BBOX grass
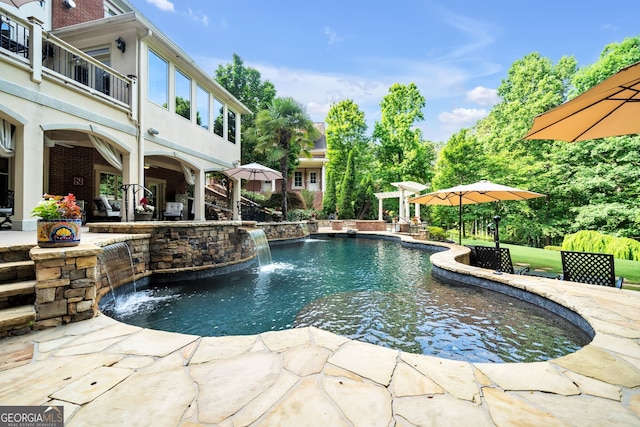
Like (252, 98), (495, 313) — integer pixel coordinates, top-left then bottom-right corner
(461, 238), (640, 286)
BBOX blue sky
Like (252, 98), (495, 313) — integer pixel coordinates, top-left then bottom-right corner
(129, 0), (639, 142)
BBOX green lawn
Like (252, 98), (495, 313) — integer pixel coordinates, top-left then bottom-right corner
(461, 238), (640, 286)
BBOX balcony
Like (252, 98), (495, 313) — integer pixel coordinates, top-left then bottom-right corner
(1, 10), (133, 107)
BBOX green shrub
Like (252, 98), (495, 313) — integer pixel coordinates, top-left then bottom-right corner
(288, 209), (320, 221)
(241, 190), (267, 205)
(428, 226), (448, 241)
(300, 189), (316, 209)
(265, 192), (304, 210)
(562, 230), (640, 261)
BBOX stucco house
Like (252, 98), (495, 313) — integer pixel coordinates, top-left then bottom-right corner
(0, 0), (249, 230)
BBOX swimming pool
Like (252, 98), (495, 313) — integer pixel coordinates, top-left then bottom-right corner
(99, 237), (590, 363)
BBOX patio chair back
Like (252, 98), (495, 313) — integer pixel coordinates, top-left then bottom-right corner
(560, 250), (622, 288)
(468, 245), (516, 274)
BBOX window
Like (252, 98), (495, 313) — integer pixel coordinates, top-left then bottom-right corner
(213, 97), (223, 137)
(85, 47), (110, 96)
(227, 109), (236, 143)
(294, 171), (303, 188)
(175, 68), (191, 120)
(309, 172), (317, 184)
(98, 171), (122, 200)
(196, 85), (209, 129)
(148, 50), (168, 108)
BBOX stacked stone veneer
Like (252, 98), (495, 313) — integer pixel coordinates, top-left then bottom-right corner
(27, 221), (311, 329)
(259, 222), (309, 241)
(30, 244), (101, 330)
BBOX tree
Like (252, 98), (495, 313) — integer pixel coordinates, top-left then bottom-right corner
(337, 150), (356, 218)
(322, 171), (338, 216)
(252, 97), (318, 218)
(373, 83), (435, 186)
(215, 54), (277, 164)
(325, 100), (369, 181)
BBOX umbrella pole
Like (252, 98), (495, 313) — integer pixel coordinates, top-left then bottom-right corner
(458, 195), (462, 245)
(493, 215), (502, 275)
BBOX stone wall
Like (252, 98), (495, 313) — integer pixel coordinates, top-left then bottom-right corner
(354, 220), (387, 231)
(30, 244), (101, 330)
(149, 224), (250, 271)
(259, 222), (309, 241)
(29, 221), (307, 328)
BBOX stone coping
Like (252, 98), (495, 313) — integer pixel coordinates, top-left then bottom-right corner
(1, 231), (640, 425)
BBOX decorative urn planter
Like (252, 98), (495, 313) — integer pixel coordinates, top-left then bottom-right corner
(37, 218), (82, 248)
(134, 212), (153, 221)
(32, 194), (83, 248)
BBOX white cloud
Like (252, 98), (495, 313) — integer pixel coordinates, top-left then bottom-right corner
(324, 27), (343, 45)
(185, 8), (209, 27)
(466, 86), (500, 106)
(146, 0), (174, 12)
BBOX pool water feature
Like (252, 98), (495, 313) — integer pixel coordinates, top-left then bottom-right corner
(246, 228), (272, 267)
(98, 242), (137, 311)
(100, 238), (590, 363)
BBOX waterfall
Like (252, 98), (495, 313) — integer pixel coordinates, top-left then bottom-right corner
(299, 222), (309, 237)
(247, 228), (272, 267)
(98, 242), (136, 309)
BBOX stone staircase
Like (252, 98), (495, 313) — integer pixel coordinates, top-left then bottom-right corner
(0, 245), (36, 337)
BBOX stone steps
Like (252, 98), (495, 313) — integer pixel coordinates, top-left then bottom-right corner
(0, 260), (36, 283)
(0, 260), (36, 336)
(0, 280), (35, 298)
(0, 305), (36, 335)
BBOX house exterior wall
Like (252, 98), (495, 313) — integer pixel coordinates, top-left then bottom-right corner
(1, 2), (248, 227)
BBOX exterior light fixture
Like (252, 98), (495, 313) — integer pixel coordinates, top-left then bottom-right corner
(62, 0), (76, 9)
(116, 37), (126, 53)
(147, 128), (159, 135)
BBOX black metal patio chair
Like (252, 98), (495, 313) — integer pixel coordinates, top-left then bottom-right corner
(467, 245), (529, 275)
(560, 250), (623, 288)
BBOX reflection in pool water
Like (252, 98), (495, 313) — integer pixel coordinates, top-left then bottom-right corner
(100, 237), (590, 363)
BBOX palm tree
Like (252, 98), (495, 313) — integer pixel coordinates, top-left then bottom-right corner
(253, 97), (318, 218)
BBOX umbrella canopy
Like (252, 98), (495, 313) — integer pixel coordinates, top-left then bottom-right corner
(223, 162), (283, 181)
(409, 180), (545, 244)
(0, 0), (41, 7)
(524, 61), (640, 142)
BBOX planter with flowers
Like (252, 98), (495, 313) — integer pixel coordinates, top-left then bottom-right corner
(31, 193), (82, 248)
(134, 197), (154, 221)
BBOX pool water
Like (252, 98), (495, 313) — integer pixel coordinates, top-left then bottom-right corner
(100, 237), (590, 363)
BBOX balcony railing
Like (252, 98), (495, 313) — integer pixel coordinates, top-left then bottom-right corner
(1, 10), (132, 106)
(42, 40), (130, 105)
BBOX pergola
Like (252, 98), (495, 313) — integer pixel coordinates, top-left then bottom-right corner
(374, 181), (428, 223)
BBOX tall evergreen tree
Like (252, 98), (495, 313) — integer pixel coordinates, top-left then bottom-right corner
(337, 150), (356, 218)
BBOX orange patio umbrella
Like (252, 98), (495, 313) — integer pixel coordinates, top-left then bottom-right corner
(409, 180), (545, 245)
(524, 61), (640, 142)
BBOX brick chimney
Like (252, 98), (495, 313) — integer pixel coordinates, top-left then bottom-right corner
(52, 0), (105, 30)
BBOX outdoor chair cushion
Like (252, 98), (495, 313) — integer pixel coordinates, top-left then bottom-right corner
(163, 202), (183, 220)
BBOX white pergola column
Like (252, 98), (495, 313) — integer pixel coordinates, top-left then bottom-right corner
(398, 189), (406, 223)
(378, 197), (383, 221)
